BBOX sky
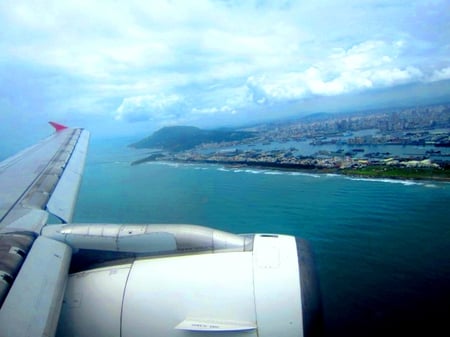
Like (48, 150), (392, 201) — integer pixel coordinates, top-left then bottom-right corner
(1, 0), (450, 149)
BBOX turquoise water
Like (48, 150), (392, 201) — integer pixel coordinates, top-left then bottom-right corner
(74, 137), (450, 337)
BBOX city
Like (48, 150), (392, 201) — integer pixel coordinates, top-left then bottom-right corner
(132, 103), (450, 181)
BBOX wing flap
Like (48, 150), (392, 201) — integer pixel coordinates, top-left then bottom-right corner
(0, 236), (72, 337)
(47, 130), (90, 223)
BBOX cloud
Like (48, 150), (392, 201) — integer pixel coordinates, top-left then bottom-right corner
(192, 105), (236, 115)
(246, 40), (425, 103)
(0, 0), (449, 135)
(115, 94), (184, 122)
(247, 65), (424, 103)
(429, 67), (450, 82)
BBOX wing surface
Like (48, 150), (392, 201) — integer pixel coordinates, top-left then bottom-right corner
(0, 124), (90, 232)
(0, 123), (90, 337)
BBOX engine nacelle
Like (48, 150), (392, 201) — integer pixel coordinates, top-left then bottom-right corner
(52, 227), (321, 337)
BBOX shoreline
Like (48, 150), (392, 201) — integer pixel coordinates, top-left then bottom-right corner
(132, 157), (450, 182)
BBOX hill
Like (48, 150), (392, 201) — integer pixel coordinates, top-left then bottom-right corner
(129, 126), (256, 152)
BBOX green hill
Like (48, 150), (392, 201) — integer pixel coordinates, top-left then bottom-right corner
(129, 126), (256, 152)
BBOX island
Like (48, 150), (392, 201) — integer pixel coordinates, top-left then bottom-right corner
(129, 104), (450, 182)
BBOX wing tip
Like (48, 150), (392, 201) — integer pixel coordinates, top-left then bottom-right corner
(49, 121), (69, 132)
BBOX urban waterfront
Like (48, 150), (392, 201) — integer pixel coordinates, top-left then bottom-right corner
(132, 105), (450, 181)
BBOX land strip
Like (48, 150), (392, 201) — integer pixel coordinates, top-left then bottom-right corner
(132, 151), (450, 182)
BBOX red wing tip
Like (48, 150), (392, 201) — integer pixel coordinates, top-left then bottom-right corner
(49, 121), (69, 132)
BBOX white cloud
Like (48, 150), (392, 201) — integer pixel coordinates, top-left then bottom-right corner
(192, 105), (236, 115)
(429, 67), (450, 82)
(247, 64), (425, 103)
(368, 67), (423, 86)
(115, 94), (184, 122)
(245, 39), (425, 103)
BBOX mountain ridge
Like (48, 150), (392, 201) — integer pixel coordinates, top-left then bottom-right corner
(129, 125), (256, 152)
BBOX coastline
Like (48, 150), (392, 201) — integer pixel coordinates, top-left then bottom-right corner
(128, 104), (450, 183)
(132, 157), (450, 182)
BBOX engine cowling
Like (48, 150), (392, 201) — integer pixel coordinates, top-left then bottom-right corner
(53, 228), (322, 337)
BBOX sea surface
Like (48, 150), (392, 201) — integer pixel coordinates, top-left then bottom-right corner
(73, 136), (450, 337)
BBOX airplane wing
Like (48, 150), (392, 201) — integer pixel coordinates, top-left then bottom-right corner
(0, 123), (322, 337)
(0, 122), (90, 337)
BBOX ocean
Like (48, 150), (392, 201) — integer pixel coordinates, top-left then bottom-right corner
(73, 136), (450, 337)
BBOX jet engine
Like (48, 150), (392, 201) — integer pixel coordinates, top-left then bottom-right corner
(42, 224), (322, 337)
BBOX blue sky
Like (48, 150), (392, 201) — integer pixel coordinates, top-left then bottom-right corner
(1, 0), (449, 148)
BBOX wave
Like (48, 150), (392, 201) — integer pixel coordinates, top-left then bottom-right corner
(263, 171), (283, 175)
(424, 183), (438, 188)
(216, 166), (322, 178)
(245, 169), (265, 174)
(143, 161), (189, 169)
(346, 176), (423, 186)
(288, 172), (321, 178)
(155, 162), (180, 168)
(217, 167), (262, 174)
